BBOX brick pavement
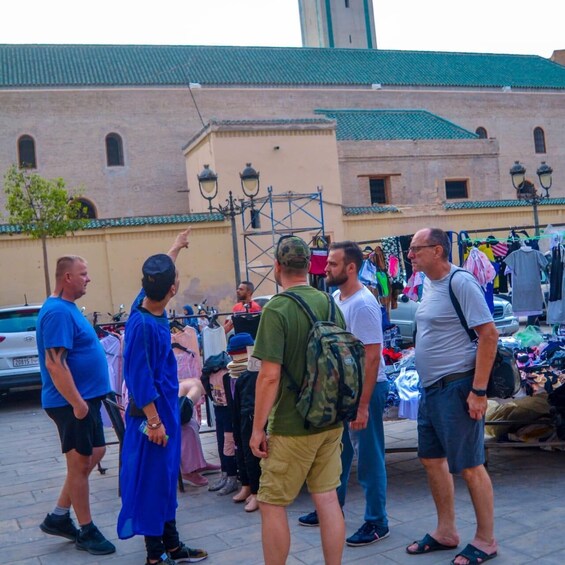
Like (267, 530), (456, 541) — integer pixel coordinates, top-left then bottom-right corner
(1, 389), (564, 565)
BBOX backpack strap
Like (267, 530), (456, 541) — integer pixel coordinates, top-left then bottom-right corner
(281, 291), (335, 324)
(448, 269), (478, 343)
(278, 291), (334, 399)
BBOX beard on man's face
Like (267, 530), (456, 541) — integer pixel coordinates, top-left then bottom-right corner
(326, 270), (348, 287)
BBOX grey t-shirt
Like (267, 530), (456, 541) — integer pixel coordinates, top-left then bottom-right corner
(415, 265), (494, 387)
(504, 248), (548, 315)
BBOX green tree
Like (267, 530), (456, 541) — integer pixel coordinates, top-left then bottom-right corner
(3, 165), (87, 297)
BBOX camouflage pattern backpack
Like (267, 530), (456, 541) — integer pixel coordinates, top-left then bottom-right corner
(282, 291), (365, 428)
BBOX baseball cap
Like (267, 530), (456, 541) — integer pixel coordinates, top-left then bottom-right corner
(142, 253), (176, 296)
(275, 235), (311, 269)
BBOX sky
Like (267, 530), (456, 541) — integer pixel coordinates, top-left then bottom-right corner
(0, 0), (562, 58)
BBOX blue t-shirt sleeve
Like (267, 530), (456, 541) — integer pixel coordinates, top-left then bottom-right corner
(41, 308), (74, 350)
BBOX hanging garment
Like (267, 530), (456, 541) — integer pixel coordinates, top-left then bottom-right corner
(398, 234), (414, 280)
(463, 247), (496, 288)
(202, 325), (227, 361)
(359, 259), (377, 288)
(504, 248), (548, 315)
(309, 249), (328, 275)
(549, 245), (563, 302)
(547, 246), (565, 324)
(394, 368), (420, 420)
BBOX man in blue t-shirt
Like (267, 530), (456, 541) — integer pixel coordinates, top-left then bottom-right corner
(36, 255), (115, 556)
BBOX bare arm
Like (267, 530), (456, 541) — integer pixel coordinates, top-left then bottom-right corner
(250, 360), (282, 458)
(467, 321), (498, 420)
(44, 347), (89, 419)
(167, 228), (190, 263)
(350, 342), (381, 431)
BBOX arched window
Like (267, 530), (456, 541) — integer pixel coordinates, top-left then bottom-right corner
(475, 127), (488, 139)
(18, 135), (36, 168)
(534, 127), (546, 154)
(74, 198), (97, 219)
(105, 133), (124, 167)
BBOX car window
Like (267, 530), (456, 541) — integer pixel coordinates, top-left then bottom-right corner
(0, 310), (40, 333)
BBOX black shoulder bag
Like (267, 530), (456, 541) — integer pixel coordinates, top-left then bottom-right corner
(448, 270), (520, 399)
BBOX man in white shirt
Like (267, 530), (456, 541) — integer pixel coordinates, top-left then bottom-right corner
(298, 240), (389, 547)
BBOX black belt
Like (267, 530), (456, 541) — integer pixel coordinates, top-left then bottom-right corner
(426, 368), (474, 390)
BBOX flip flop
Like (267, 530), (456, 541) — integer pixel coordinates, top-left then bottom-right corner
(451, 543), (497, 565)
(406, 533), (458, 555)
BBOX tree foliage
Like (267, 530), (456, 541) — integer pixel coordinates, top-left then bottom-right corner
(3, 165), (86, 238)
(3, 165), (87, 296)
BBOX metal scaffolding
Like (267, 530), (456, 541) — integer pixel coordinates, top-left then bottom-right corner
(240, 186), (326, 293)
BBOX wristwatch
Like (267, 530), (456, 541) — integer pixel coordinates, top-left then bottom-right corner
(471, 387), (487, 397)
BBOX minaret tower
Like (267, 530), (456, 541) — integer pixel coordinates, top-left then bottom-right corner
(298, 0), (376, 49)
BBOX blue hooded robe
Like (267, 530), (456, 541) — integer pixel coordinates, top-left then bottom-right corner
(117, 292), (181, 538)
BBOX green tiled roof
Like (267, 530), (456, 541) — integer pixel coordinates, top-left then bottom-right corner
(444, 198), (565, 210)
(0, 212), (224, 234)
(316, 109), (477, 140)
(1, 44), (565, 89)
(344, 205), (399, 215)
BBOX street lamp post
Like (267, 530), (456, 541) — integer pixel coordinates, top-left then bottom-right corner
(197, 163), (260, 286)
(509, 160), (554, 237)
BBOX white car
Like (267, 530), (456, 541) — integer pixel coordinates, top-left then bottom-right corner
(390, 295), (519, 345)
(0, 304), (42, 393)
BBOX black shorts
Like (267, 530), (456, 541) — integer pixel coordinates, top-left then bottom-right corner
(46, 396), (106, 456)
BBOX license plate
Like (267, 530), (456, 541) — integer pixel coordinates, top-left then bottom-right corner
(13, 356), (39, 367)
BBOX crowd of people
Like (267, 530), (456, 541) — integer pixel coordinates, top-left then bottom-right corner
(36, 227), (499, 565)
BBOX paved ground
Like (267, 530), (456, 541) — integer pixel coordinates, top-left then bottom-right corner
(1, 389), (565, 565)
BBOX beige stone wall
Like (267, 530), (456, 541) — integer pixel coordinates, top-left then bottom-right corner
(2, 86), (564, 220)
(338, 138), (501, 207)
(0, 223), (247, 318)
(184, 122), (345, 289)
(343, 205), (565, 242)
(3, 202), (563, 317)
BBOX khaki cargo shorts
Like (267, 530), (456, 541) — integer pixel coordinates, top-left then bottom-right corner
(257, 426), (343, 506)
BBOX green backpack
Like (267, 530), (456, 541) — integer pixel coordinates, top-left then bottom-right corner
(282, 291), (365, 428)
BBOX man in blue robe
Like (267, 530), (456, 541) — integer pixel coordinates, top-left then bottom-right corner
(117, 229), (208, 565)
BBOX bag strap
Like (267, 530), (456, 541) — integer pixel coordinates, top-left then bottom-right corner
(278, 291), (334, 398)
(448, 269), (478, 343)
(281, 291), (335, 324)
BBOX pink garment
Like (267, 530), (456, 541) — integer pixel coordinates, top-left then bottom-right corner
(210, 369), (229, 406)
(172, 326), (204, 420)
(463, 247), (496, 288)
(309, 250), (328, 275)
(388, 255), (400, 278)
(172, 327), (202, 377)
(180, 416), (207, 474)
(403, 272), (423, 302)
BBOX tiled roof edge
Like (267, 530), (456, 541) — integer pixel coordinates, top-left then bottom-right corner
(0, 212), (225, 234)
(444, 198), (565, 210)
(343, 205), (400, 215)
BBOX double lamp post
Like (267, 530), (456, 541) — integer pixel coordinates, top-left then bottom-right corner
(197, 163), (260, 286)
(509, 160), (554, 237)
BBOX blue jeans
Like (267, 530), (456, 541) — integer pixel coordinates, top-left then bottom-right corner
(337, 380), (389, 528)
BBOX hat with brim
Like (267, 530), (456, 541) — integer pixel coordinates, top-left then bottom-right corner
(275, 235), (310, 269)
